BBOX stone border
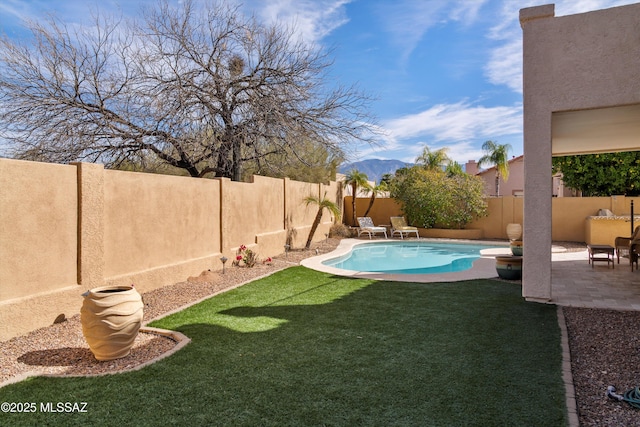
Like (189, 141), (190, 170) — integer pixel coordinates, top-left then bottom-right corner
(557, 306), (579, 427)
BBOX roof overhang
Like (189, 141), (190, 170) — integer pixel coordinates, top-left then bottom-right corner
(551, 104), (640, 156)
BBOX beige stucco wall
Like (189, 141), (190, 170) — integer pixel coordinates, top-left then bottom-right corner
(350, 194), (639, 244)
(0, 159), (78, 300)
(103, 169), (221, 293)
(585, 217), (637, 247)
(0, 160), (340, 341)
(0, 159), (80, 339)
(521, 3), (640, 301)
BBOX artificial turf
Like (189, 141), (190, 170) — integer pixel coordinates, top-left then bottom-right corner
(0, 267), (567, 426)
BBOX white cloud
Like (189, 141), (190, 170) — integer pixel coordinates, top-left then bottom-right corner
(373, 0), (488, 63)
(242, 0), (352, 45)
(384, 101), (522, 143)
(449, 0), (490, 24)
(485, 0), (640, 94)
(485, 38), (522, 93)
(362, 101), (522, 164)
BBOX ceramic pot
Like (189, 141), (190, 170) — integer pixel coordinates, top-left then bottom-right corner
(506, 223), (522, 241)
(510, 240), (523, 256)
(495, 255), (522, 280)
(81, 285), (144, 361)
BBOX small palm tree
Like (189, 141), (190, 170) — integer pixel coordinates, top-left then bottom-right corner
(416, 146), (450, 170)
(363, 181), (388, 218)
(478, 140), (512, 196)
(304, 193), (342, 249)
(343, 169), (371, 226)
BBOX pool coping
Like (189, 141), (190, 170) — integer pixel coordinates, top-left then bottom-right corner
(300, 238), (513, 283)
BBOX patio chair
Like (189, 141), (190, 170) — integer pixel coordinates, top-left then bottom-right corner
(390, 216), (419, 239)
(356, 217), (388, 239)
(615, 225), (640, 270)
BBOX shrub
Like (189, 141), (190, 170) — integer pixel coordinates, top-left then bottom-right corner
(389, 166), (487, 229)
(329, 223), (352, 238)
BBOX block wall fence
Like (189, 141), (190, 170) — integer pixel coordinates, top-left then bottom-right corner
(345, 194), (640, 243)
(0, 159), (339, 341)
(2, 157), (638, 340)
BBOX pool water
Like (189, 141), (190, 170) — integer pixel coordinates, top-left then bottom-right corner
(322, 242), (498, 274)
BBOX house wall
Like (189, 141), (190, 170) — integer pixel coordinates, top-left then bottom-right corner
(520, 3), (640, 301)
(0, 159), (339, 341)
(473, 157), (525, 197)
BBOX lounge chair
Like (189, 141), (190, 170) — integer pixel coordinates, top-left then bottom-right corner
(615, 225), (640, 270)
(356, 217), (388, 239)
(390, 216), (419, 239)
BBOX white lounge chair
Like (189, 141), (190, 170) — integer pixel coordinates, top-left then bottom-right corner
(357, 217), (388, 239)
(390, 216), (419, 239)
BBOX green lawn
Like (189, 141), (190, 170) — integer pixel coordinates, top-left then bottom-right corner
(0, 267), (567, 426)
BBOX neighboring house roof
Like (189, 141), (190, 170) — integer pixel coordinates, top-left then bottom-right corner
(465, 155), (524, 197)
(474, 155), (524, 176)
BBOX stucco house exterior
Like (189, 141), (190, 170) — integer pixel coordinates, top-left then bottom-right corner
(520, 3), (640, 301)
(466, 155), (524, 197)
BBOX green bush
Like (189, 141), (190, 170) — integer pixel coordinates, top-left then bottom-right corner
(389, 166), (487, 229)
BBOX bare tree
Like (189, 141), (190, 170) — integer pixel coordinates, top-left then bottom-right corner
(0, 0), (375, 180)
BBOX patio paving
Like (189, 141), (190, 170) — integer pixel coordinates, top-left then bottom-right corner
(551, 250), (640, 311)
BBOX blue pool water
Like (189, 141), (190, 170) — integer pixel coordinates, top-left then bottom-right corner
(322, 242), (499, 274)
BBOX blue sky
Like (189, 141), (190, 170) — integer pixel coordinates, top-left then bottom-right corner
(0, 0), (637, 165)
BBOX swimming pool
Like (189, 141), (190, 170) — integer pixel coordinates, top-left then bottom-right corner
(321, 241), (501, 274)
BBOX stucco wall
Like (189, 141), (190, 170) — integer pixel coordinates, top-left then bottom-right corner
(521, 3), (640, 301)
(0, 159), (78, 301)
(103, 169), (221, 292)
(0, 160), (339, 341)
(0, 159), (80, 340)
(349, 195), (637, 243)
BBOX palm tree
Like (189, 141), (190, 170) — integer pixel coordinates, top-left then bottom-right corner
(304, 193), (341, 249)
(343, 169), (371, 226)
(478, 140), (512, 196)
(416, 146), (450, 170)
(363, 181), (388, 218)
(445, 161), (465, 177)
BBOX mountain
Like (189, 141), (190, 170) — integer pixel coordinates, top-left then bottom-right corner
(339, 159), (412, 184)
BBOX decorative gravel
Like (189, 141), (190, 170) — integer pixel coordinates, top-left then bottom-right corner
(563, 307), (640, 426)
(1, 238), (638, 426)
(0, 239), (340, 387)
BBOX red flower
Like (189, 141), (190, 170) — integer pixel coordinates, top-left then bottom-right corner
(236, 255), (243, 261)
(240, 245), (247, 251)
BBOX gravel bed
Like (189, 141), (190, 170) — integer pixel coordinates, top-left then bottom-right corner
(1, 237), (638, 426)
(0, 239), (340, 387)
(563, 307), (640, 426)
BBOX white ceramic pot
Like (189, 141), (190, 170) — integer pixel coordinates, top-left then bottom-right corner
(506, 223), (522, 241)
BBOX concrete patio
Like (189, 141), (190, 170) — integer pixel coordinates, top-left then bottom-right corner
(551, 250), (640, 311)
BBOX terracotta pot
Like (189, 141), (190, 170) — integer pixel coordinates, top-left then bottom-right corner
(495, 255), (522, 280)
(506, 223), (522, 241)
(81, 285), (144, 361)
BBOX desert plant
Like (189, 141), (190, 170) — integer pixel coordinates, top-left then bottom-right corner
(329, 223), (351, 238)
(389, 166), (487, 229)
(342, 169), (371, 226)
(304, 193), (341, 249)
(362, 182), (387, 218)
(234, 245), (258, 267)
